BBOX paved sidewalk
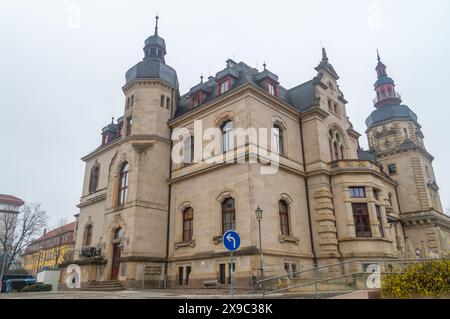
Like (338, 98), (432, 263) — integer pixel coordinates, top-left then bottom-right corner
(0, 289), (344, 299)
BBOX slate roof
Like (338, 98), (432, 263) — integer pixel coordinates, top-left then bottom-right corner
(125, 59), (178, 88)
(357, 149), (377, 162)
(365, 104), (418, 129)
(174, 61), (320, 118)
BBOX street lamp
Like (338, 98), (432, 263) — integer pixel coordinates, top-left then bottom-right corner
(255, 206), (264, 283)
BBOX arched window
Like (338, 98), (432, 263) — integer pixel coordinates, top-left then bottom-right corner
(88, 165), (100, 193)
(118, 162), (129, 206)
(222, 198), (236, 234)
(221, 120), (233, 152)
(279, 200), (290, 236)
(273, 124), (284, 155)
(329, 127), (347, 160)
(182, 207), (193, 241)
(84, 224), (93, 247)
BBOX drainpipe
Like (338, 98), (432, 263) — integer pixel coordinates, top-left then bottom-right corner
(299, 118), (318, 267)
(163, 88), (175, 288)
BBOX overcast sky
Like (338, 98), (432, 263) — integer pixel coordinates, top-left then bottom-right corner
(1, 0), (449, 227)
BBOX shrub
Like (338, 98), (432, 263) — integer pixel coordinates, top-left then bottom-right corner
(20, 283), (53, 292)
(381, 260), (450, 298)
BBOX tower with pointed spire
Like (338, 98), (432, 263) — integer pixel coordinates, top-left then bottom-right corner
(365, 53), (445, 254)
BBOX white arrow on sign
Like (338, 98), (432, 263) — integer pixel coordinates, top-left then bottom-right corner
(226, 234), (236, 249)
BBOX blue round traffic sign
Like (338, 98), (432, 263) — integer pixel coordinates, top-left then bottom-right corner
(223, 230), (241, 251)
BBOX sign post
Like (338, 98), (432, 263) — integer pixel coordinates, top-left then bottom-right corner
(223, 230), (241, 299)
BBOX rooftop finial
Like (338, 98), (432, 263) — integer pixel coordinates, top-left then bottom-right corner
(200, 74), (203, 83)
(111, 116), (114, 124)
(263, 61), (266, 70)
(322, 47), (328, 62)
(377, 49), (381, 62)
(154, 14), (159, 35)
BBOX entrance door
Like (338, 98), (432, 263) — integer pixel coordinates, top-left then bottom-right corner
(111, 243), (121, 280)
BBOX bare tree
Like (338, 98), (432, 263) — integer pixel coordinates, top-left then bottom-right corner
(0, 203), (48, 272)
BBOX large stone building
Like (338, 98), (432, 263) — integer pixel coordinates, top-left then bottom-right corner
(61, 17), (450, 289)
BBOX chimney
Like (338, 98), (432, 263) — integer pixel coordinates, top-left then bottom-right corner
(43, 228), (47, 236)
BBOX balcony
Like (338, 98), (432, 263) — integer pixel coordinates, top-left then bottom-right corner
(330, 160), (382, 174)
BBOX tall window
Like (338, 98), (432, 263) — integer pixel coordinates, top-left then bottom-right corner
(182, 207), (193, 242)
(329, 128), (346, 160)
(375, 205), (384, 237)
(221, 120), (234, 152)
(84, 224), (93, 246)
(222, 198), (236, 234)
(279, 200), (290, 236)
(118, 162), (129, 206)
(273, 124), (284, 155)
(89, 165), (100, 193)
(352, 203), (372, 237)
(126, 117), (132, 136)
(160, 94), (165, 107)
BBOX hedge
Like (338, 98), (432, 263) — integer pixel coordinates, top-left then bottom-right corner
(381, 260), (450, 298)
(20, 283), (53, 292)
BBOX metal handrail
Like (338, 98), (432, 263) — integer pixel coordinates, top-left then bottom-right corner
(259, 257), (450, 296)
(259, 257), (447, 284)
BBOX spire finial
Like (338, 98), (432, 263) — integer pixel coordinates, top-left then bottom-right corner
(111, 116), (114, 124)
(154, 14), (159, 35)
(263, 61), (266, 70)
(200, 74), (203, 83)
(377, 49), (381, 62)
(322, 47), (328, 62)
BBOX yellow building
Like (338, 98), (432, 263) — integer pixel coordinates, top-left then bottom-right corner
(22, 222), (76, 276)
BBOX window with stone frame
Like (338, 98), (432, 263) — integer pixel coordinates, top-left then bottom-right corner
(221, 197), (236, 234)
(182, 207), (193, 242)
(88, 164), (100, 194)
(279, 200), (290, 236)
(83, 224), (93, 246)
(352, 203), (372, 238)
(349, 186), (366, 198)
(118, 162), (129, 206)
(221, 120), (234, 153)
(273, 124), (285, 155)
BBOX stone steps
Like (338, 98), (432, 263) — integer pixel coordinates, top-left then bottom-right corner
(83, 280), (125, 291)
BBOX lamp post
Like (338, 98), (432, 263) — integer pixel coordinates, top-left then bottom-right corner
(255, 206), (264, 282)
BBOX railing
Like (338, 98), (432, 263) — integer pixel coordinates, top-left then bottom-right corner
(259, 258), (449, 297)
(373, 92), (401, 105)
(62, 247), (102, 263)
(330, 160), (381, 173)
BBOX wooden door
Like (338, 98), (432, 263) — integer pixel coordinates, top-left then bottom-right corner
(110, 243), (121, 280)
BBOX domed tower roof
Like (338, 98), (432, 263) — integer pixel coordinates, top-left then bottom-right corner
(365, 51), (417, 129)
(125, 15), (178, 88)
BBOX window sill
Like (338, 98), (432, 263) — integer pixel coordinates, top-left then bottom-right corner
(212, 236), (223, 244)
(174, 240), (195, 249)
(279, 235), (299, 244)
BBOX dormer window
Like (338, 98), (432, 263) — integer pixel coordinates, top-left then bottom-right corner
(191, 93), (202, 108)
(220, 80), (230, 94)
(268, 83), (275, 96)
